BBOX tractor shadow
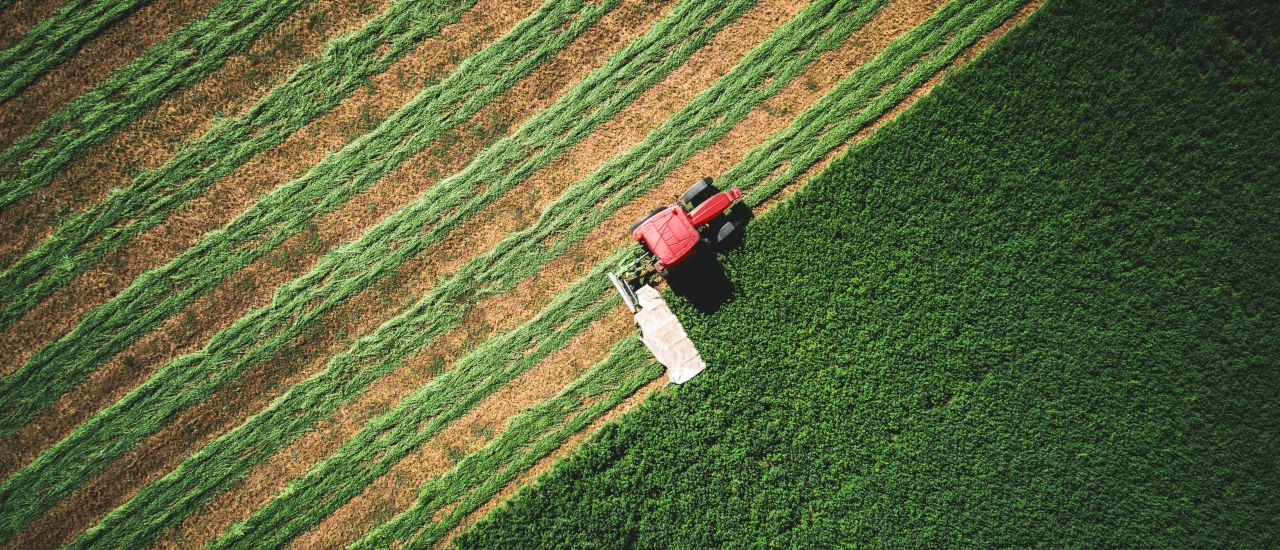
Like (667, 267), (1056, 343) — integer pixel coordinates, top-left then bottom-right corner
(665, 206), (754, 315)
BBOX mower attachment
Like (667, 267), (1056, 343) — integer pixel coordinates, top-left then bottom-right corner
(609, 272), (640, 313)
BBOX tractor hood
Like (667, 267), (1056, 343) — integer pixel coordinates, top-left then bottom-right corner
(633, 206), (699, 268)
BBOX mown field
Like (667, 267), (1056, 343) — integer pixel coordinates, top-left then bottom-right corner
(456, 0), (1280, 547)
(0, 0), (1049, 547)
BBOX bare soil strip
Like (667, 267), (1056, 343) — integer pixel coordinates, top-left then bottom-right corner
(0, 0), (390, 272)
(437, 374), (666, 548)
(3, 1), (662, 546)
(151, 0), (798, 546)
(292, 307), (634, 550)
(148, 2), (687, 546)
(0, 0), (221, 151)
(0, 0), (537, 481)
(0, 0), (64, 51)
(441, 2), (1046, 541)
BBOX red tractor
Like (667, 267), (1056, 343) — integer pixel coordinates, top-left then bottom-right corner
(610, 176), (745, 311)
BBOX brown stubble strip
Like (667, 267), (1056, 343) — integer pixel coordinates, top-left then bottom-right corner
(443, 2), (1049, 541)
(0, 0), (539, 480)
(290, 306), (635, 550)
(0, 0), (529, 379)
(0, 0), (222, 151)
(437, 373), (666, 549)
(0, 0), (392, 273)
(0, 0), (64, 51)
(150, 1), (683, 546)
(152, 0), (800, 546)
(3, 0), (665, 545)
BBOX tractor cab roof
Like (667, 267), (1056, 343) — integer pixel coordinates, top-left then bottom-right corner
(632, 205), (698, 268)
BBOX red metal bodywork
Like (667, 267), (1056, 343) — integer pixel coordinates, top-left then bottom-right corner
(631, 188), (742, 272)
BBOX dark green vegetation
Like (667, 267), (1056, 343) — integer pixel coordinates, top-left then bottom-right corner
(457, 0), (1280, 547)
(0, 0), (151, 102)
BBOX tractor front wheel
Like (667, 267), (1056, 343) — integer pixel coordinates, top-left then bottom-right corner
(681, 176), (717, 208)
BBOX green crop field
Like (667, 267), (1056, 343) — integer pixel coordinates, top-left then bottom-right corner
(0, 0), (1274, 548)
(455, 0), (1280, 547)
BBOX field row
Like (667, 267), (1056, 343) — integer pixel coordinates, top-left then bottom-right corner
(0, 0), (1037, 546)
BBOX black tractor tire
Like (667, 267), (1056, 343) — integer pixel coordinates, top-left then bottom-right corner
(629, 207), (667, 234)
(681, 176), (716, 208)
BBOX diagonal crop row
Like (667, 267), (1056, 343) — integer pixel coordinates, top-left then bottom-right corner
(0, 0), (482, 333)
(52, 0), (756, 544)
(0, 0), (152, 103)
(349, 1), (1035, 544)
(0, 0), (745, 471)
(203, 260), (627, 550)
(129, 0), (892, 544)
(69, 255), (626, 549)
(0, 0), (620, 542)
(0, 0), (612, 441)
(8, 0), (868, 541)
(737, 0), (1031, 206)
(351, 335), (660, 550)
(0, 0), (315, 210)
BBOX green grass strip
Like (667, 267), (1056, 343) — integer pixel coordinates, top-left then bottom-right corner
(0, 0), (615, 543)
(205, 260), (626, 550)
(0, 0), (479, 332)
(737, 0), (1030, 205)
(10, 0), (858, 541)
(352, 335), (660, 550)
(70, 255), (624, 549)
(354, 2), (1033, 545)
(0, 0), (743, 471)
(0, 0), (314, 210)
(61, 0), (753, 544)
(0, 0), (611, 440)
(0, 0), (153, 103)
(189, 0), (888, 543)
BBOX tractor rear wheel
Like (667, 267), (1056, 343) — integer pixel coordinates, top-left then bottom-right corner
(681, 177), (716, 208)
(629, 207), (667, 234)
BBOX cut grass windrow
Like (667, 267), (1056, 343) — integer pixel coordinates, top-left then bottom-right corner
(351, 336), (660, 550)
(0, 0), (481, 334)
(347, 0), (1033, 544)
(69, 259), (621, 550)
(201, 260), (625, 550)
(0, 0), (152, 103)
(0, 0), (740, 472)
(0, 0), (609, 440)
(736, 0), (1031, 206)
(57, 0), (754, 543)
(0, 0), (312, 211)
(115, 0), (890, 543)
(0, 0), (618, 542)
